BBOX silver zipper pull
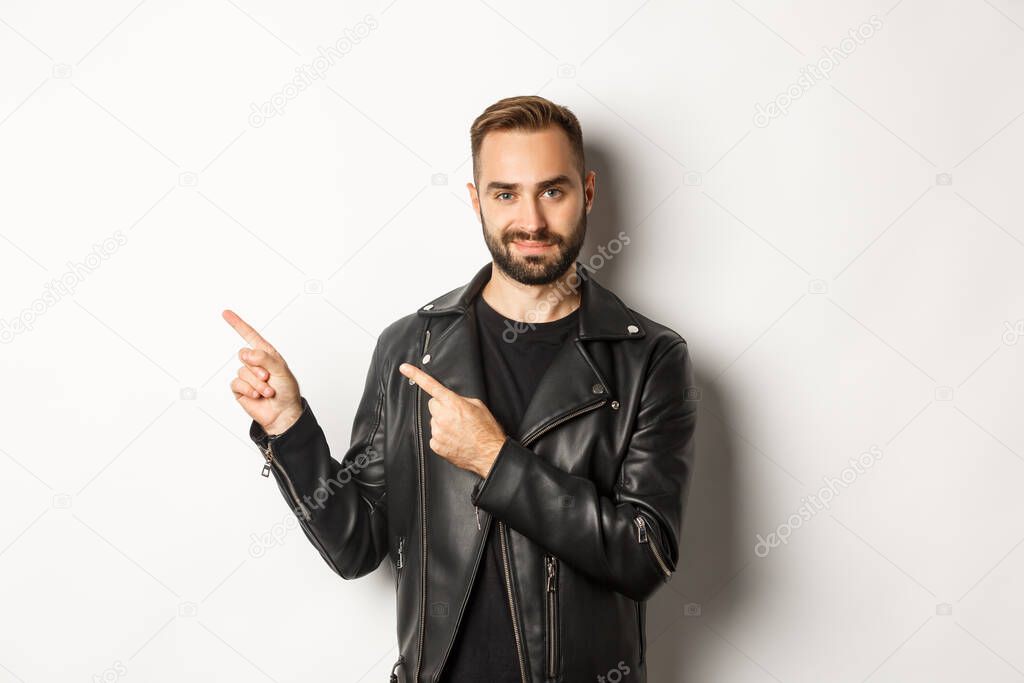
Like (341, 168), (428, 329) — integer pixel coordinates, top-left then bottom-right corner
(635, 515), (648, 543)
(475, 504), (481, 530)
(546, 555), (557, 591)
(390, 654), (405, 683)
(261, 443), (273, 477)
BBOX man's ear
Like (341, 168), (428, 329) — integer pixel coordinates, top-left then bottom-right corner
(466, 182), (481, 217)
(584, 170), (596, 214)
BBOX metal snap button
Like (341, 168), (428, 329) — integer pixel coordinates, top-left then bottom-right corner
(591, 383), (604, 394)
(610, 400), (620, 410)
(422, 354), (431, 364)
(626, 324), (639, 334)
(423, 303), (434, 310)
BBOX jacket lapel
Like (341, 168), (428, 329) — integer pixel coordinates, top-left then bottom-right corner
(412, 261), (491, 407)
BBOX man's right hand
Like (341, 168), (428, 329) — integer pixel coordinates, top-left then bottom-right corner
(222, 309), (303, 436)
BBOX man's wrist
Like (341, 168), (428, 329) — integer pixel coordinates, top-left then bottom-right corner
(477, 436), (508, 479)
(263, 403), (303, 437)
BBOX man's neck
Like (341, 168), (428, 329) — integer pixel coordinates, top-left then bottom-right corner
(479, 261), (581, 324)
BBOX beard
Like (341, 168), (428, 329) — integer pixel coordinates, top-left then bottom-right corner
(481, 206), (587, 286)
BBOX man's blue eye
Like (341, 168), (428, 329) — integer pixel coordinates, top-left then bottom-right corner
(496, 189), (561, 200)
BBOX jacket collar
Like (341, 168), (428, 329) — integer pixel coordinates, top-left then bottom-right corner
(416, 259), (646, 341)
(412, 259), (645, 445)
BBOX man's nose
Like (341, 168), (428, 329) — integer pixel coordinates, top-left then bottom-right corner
(517, 197), (546, 232)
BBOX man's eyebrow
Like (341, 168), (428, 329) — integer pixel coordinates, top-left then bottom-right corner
(485, 174), (573, 192)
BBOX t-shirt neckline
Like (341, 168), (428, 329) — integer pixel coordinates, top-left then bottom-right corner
(475, 294), (579, 329)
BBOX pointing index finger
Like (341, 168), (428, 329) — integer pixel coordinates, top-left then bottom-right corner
(399, 363), (452, 400)
(222, 309), (275, 353)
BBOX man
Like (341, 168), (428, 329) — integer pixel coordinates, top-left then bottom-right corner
(224, 95), (698, 682)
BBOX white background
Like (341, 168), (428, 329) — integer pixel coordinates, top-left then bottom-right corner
(1, 1), (1023, 681)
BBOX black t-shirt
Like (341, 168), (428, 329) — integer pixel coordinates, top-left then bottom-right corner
(437, 293), (579, 682)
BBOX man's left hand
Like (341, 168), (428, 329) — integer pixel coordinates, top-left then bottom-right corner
(398, 362), (507, 478)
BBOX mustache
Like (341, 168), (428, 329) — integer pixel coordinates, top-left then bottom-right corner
(504, 232), (561, 245)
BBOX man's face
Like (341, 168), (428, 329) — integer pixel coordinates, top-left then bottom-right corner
(469, 126), (595, 286)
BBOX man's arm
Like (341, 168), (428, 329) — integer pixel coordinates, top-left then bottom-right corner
(250, 339), (389, 580)
(470, 339), (697, 602)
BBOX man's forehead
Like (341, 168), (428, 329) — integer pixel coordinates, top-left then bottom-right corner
(478, 131), (575, 178)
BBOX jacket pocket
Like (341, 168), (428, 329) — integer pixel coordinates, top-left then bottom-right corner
(634, 512), (672, 580)
(545, 553), (560, 679)
(636, 600), (646, 665)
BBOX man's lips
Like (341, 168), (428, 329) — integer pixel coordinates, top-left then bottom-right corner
(511, 240), (554, 253)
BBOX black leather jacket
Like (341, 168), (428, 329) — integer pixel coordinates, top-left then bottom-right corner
(248, 260), (698, 682)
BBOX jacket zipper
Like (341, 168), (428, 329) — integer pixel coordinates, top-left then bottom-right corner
(395, 534), (405, 593)
(259, 439), (350, 578)
(499, 520), (530, 683)
(634, 513), (671, 579)
(521, 397), (608, 448)
(545, 553), (559, 679)
(260, 440), (311, 522)
(414, 326), (430, 683)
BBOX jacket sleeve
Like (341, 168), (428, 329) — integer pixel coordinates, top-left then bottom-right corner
(249, 339), (389, 580)
(470, 338), (697, 602)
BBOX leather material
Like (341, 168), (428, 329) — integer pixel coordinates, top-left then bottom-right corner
(249, 259), (698, 682)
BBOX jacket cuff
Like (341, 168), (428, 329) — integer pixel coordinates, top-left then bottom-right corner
(249, 396), (313, 451)
(471, 436), (527, 508)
